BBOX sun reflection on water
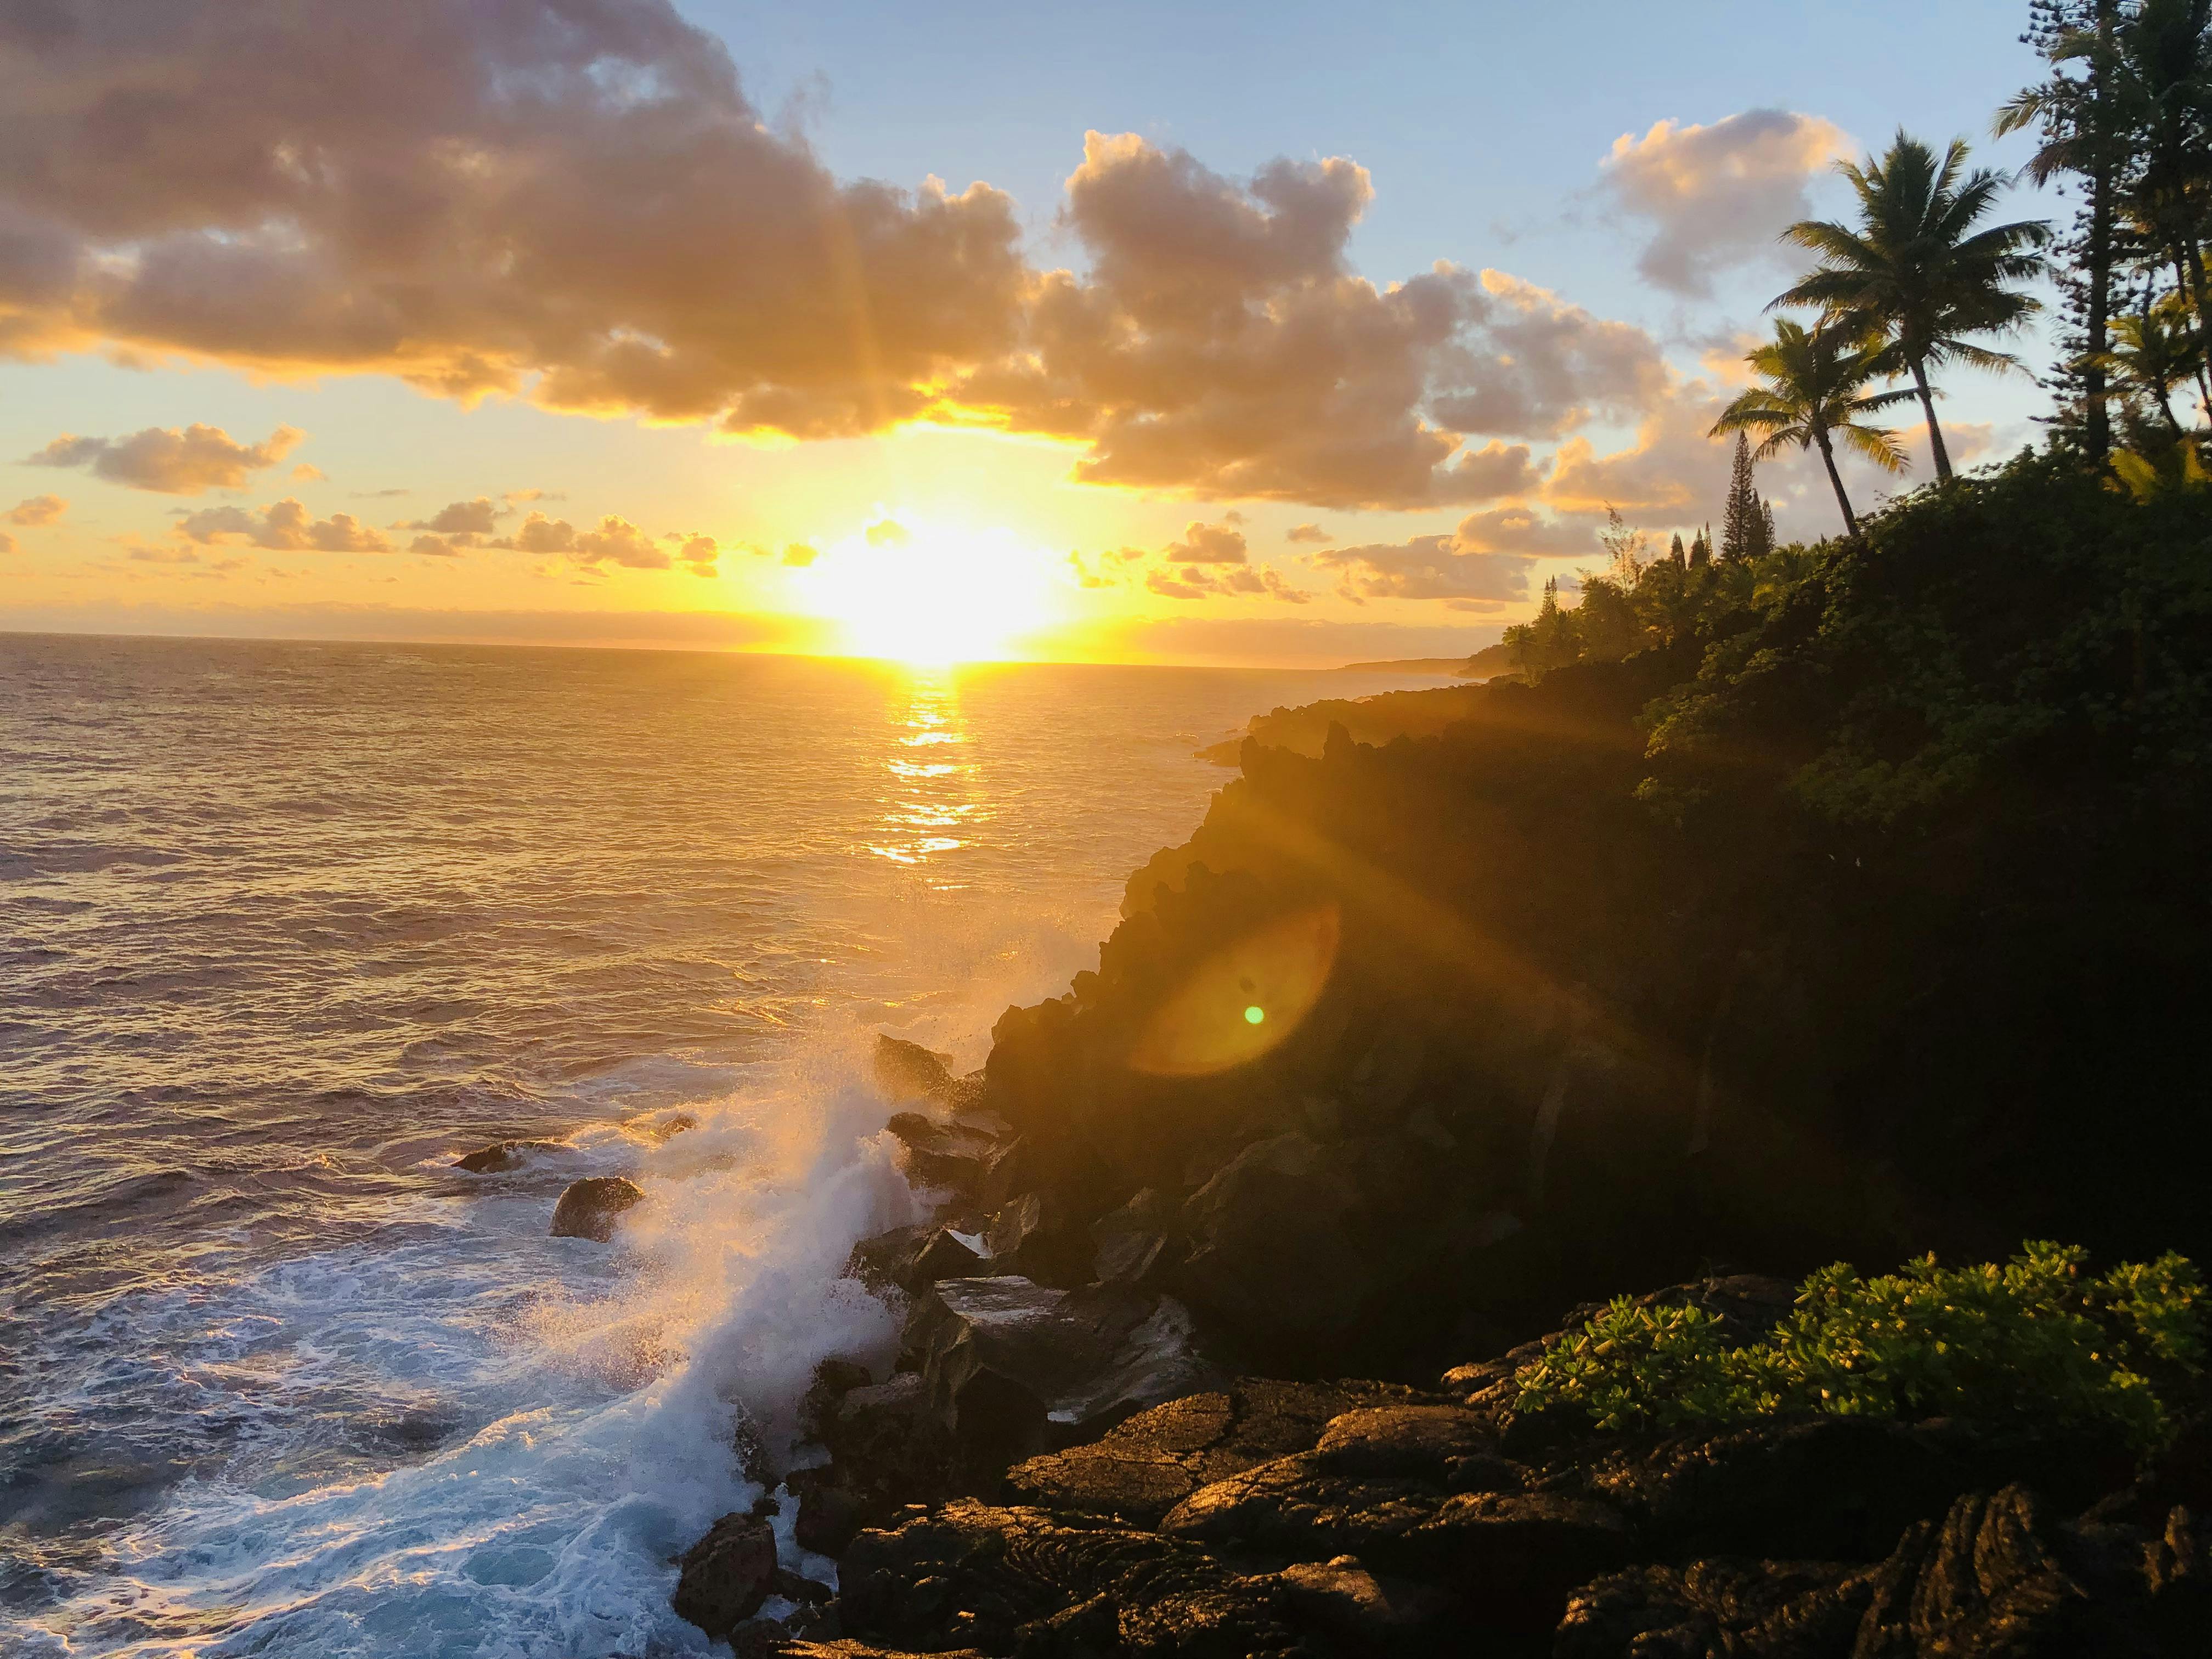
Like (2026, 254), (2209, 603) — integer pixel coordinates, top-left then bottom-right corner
(868, 669), (986, 882)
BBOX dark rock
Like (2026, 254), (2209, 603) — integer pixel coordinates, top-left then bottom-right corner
(844, 1223), (985, 1293)
(772, 1566), (836, 1606)
(874, 1034), (956, 1102)
(1090, 1187), (1183, 1287)
(1568, 1415), (2090, 1564)
(1311, 1404), (1499, 1480)
(724, 1616), (793, 1659)
(839, 1498), (1307, 1657)
(884, 1113), (1002, 1195)
(816, 1372), (957, 1518)
(1005, 1378), (1427, 1527)
(1175, 1132), (1369, 1347)
(672, 1511), (777, 1638)
(800, 1358), (874, 1442)
(789, 1470), (870, 1558)
(783, 1643), (984, 1659)
(454, 1138), (567, 1173)
(903, 1277), (1221, 1485)
(979, 1191), (1087, 1283)
(548, 1175), (646, 1240)
(1554, 1558), (1878, 1658)
(1279, 1555), (1456, 1652)
(648, 1112), (698, 1143)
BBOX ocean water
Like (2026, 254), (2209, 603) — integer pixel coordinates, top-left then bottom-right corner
(0, 633), (1450, 1658)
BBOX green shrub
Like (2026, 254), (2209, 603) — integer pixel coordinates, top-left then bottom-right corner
(1512, 1243), (2204, 1455)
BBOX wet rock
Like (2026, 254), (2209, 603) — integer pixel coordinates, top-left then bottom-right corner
(884, 1113), (1002, 1195)
(1004, 1379), (1430, 1527)
(800, 1358), (875, 1442)
(1554, 1557), (1878, 1658)
(816, 1372), (958, 1518)
(1280, 1555), (1456, 1652)
(671, 1511), (777, 1639)
(844, 1223), (985, 1293)
(904, 1277), (1221, 1485)
(788, 1469), (870, 1558)
(647, 1112), (697, 1143)
(839, 1498), (1306, 1657)
(548, 1175), (646, 1240)
(454, 1138), (567, 1172)
(1176, 1131), (1369, 1346)
(772, 1566), (836, 1606)
(874, 1034), (956, 1102)
(979, 1192), (1087, 1284)
(1090, 1187), (1183, 1287)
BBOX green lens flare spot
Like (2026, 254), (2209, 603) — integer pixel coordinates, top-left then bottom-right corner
(1243, 1005), (1265, 1025)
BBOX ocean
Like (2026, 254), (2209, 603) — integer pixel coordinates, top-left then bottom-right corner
(0, 633), (1449, 1658)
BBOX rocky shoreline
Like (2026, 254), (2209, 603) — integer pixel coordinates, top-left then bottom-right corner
(629, 1037), (2206, 1657)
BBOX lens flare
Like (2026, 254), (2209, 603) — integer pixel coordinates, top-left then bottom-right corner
(1129, 903), (1340, 1076)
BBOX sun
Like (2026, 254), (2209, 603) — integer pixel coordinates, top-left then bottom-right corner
(790, 517), (1064, 664)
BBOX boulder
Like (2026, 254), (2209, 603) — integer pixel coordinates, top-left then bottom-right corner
(838, 1498), (1307, 1657)
(902, 1277), (1221, 1484)
(670, 1511), (777, 1639)
(788, 1469), (870, 1558)
(454, 1138), (567, 1172)
(548, 1175), (646, 1240)
(1554, 1558), (1878, 1658)
(1090, 1187), (1183, 1287)
(884, 1113), (1002, 1195)
(844, 1223), (985, 1293)
(1004, 1379), (1431, 1527)
(800, 1357), (874, 1441)
(1176, 1132), (1369, 1347)
(1279, 1555), (1457, 1653)
(816, 1372), (958, 1516)
(873, 1034), (955, 1102)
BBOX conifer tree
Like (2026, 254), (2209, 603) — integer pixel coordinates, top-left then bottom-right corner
(1689, 525), (1713, 567)
(1669, 532), (1688, 567)
(1720, 432), (1767, 562)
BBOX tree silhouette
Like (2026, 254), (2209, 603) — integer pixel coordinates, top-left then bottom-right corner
(1711, 319), (1914, 536)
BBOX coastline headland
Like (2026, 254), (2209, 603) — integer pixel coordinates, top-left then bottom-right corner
(639, 455), (2211, 1656)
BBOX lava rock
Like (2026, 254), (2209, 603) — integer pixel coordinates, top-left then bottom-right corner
(1176, 1132), (1370, 1346)
(874, 1035), (956, 1102)
(1004, 1378), (1427, 1527)
(548, 1175), (646, 1240)
(884, 1113), (1002, 1195)
(671, 1511), (777, 1639)
(454, 1138), (567, 1172)
(845, 1223), (985, 1293)
(839, 1498), (1307, 1657)
(1090, 1187), (1183, 1287)
(903, 1277), (1221, 1485)
(1554, 1557), (1879, 1658)
(1280, 1555), (1457, 1653)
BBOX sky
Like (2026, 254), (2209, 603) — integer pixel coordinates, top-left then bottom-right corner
(0, 0), (2061, 666)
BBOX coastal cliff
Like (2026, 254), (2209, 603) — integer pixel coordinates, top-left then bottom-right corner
(677, 453), (2212, 1656)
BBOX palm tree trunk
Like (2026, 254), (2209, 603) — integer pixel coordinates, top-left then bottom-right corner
(1910, 357), (1953, 482)
(2182, 239), (2212, 408)
(1813, 427), (1858, 535)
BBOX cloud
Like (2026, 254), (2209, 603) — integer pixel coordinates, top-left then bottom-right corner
(0, 531), (15, 555)
(1541, 381), (1734, 516)
(1091, 614), (1506, 668)
(0, 0), (1025, 439)
(866, 520), (911, 548)
(25, 424), (304, 494)
(0, 4), (1692, 511)
(1599, 110), (1852, 298)
(1144, 562), (1310, 603)
(487, 511), (669, 568)
(1285, 523), (1331, 544)
(1164, 520), (1248, 565)
(291, 462), (326, 482)
(1313, 506), (1594, 612)
(781, 543), (820, 567)
(6, 493), (65, 526)
(176, 498), (393, 551)
(400, 497), (503, 537)
(671, 533), (719, 576)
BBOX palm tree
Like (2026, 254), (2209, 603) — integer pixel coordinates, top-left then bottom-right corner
(1708, 320), (1913, 537)
(2094, 293), (2205, 436)
(2106, 0), (2212, 397)
(1775, 133), (2051, 482)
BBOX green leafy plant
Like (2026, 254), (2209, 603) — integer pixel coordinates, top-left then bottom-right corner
(1513, 1243), (2204, 1456)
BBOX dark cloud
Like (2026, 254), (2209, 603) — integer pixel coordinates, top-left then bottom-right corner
(1285, 523), (1330, 544)
(26, 423), (303, 494)
(176, 497), (392, 551)
(1599, 110), (1850, 298)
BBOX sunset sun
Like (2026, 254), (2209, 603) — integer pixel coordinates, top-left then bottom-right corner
(792, 518), (1064, 664)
